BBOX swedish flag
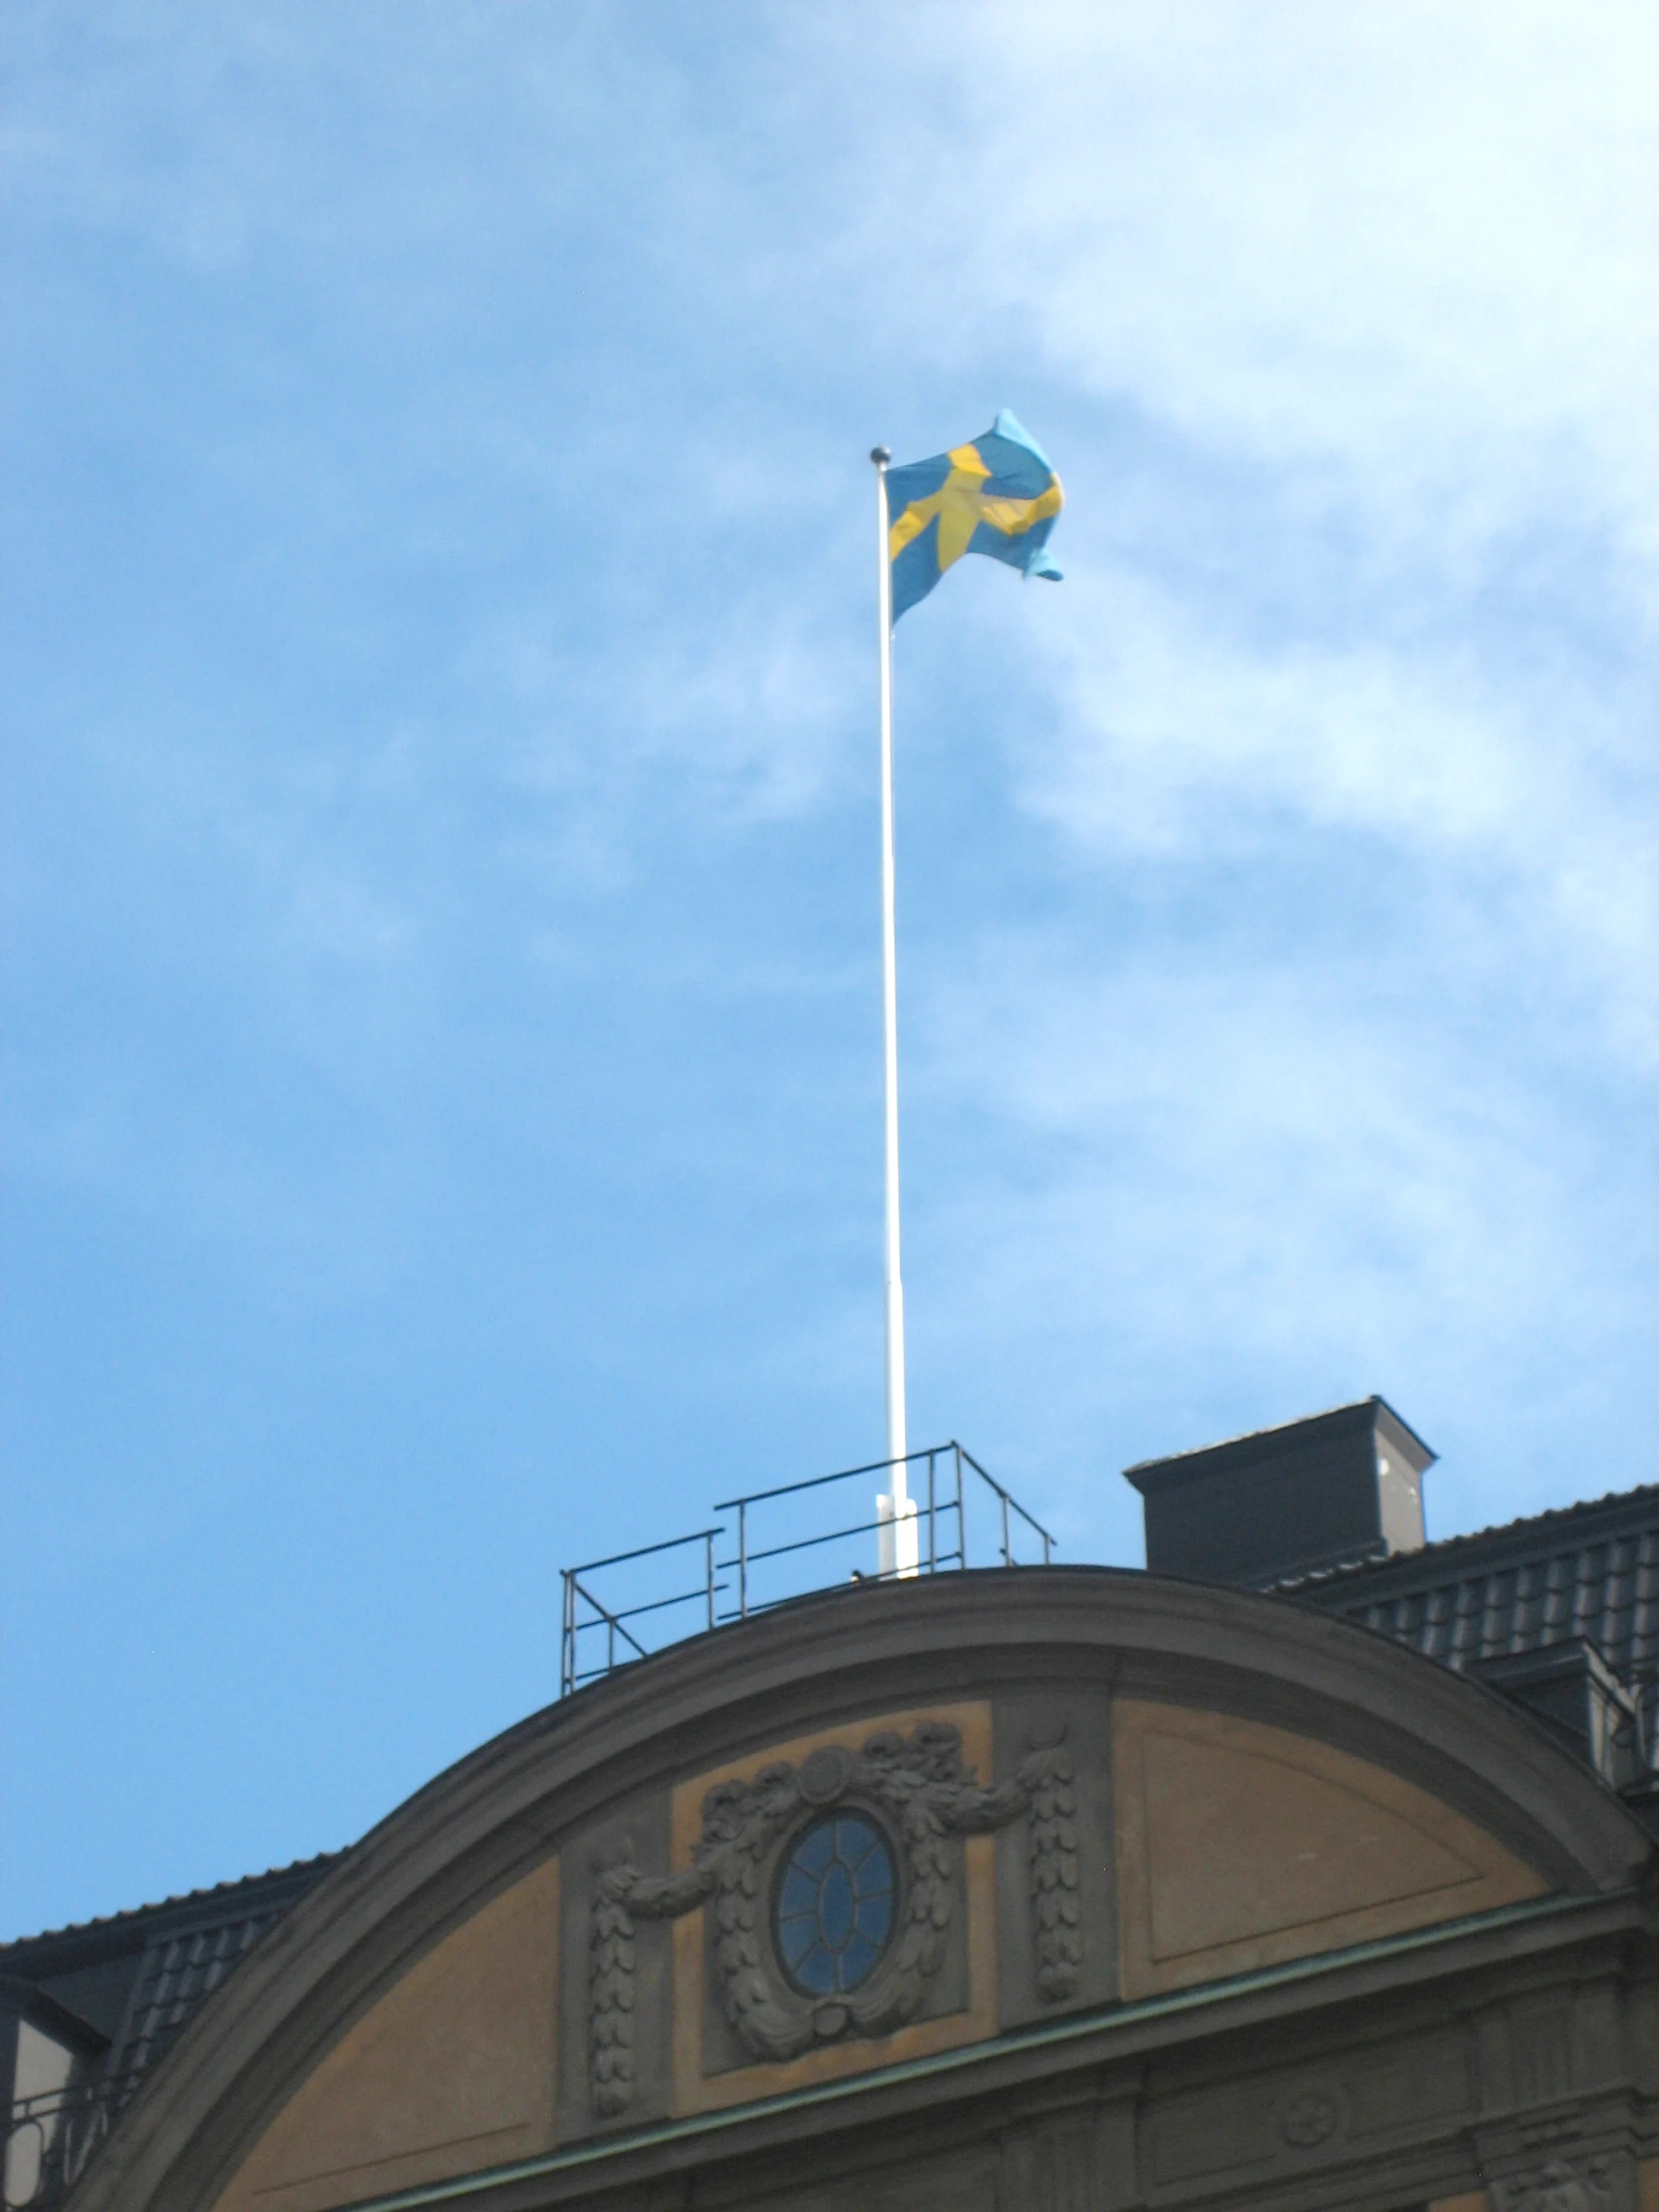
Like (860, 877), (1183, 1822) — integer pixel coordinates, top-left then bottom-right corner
(885, 410), (1063, 623)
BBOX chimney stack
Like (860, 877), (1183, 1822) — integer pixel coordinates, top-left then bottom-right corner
(1123, 1396), (1433, 1588)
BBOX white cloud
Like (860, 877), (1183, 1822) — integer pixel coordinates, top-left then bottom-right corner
(868, 3), (1658, 529)
(907, 921), (1653, 1521)
(1007, 565), (1655, 1051)
(5, 0), (1658, 1940)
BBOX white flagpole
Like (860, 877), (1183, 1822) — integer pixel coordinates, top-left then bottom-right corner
(870, 446), (917, 1578)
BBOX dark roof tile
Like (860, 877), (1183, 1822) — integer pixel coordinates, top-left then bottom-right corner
(2, 1852), (345, 2121)
(0, 1853), (343, 1960)
(1286, 1484), (1659, 1734)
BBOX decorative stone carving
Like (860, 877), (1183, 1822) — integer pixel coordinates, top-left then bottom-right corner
(1023, 1731), (1083, 2002)
(999, 2114), (1102, 2211)
(1490, 2157), (1616, 2212)
(1278, 2087), (1340, 2147)
(588, 1720), (1079, 2116)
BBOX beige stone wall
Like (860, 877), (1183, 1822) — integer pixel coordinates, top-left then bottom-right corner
(206, 1694), (1562, 2209)
(212, 1856), (559, 2212)
(1113, 1700), (1546, 1997)
(1435, 2170), (1659, 2212)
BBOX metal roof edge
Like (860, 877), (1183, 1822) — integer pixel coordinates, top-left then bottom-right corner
(0, 1853), (347, 1959)
(1274, 1479), (1659, 1599)
(1122, 1395), (1435, 1493)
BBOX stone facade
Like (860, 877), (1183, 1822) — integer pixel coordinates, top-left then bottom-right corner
(36, 1570), (1659, 2212)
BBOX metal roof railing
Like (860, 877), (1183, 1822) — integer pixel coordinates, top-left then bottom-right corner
(560, 1441), (1054, 1697)
(3, 2071), (144, 2212)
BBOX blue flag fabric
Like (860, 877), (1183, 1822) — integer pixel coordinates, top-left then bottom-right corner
(886, 410), (1064, 623)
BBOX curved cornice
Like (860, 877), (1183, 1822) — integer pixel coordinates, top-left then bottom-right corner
(68, 1567), (1654, 2212)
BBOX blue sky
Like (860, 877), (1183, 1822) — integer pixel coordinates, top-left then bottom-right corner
(3, 3), (1655, 1938)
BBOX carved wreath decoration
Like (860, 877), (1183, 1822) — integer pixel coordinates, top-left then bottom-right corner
(589, 1720), (1079, 2117)
(1491, 2160), (1615, 2212)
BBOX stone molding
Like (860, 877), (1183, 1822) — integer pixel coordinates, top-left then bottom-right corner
(60, 1569), (1653, 2212)
(1490, 2153), (1621, 2212)
(588, 1721), (1078, 2116)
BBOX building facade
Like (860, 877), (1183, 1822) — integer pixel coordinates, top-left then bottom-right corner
(6, 1402), (1658, 2212)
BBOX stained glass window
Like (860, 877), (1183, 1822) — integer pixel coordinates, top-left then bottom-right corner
(774, 1815), (895, 1995)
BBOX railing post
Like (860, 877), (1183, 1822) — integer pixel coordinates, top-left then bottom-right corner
(561, 1450), (1041, 1670)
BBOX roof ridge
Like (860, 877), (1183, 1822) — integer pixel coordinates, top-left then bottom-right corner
(0, 1849), (346, 1953)
(1270, 1479), (1659, 1595)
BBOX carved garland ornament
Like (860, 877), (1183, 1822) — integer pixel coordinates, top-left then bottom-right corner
(1489, 2159), (1616, 2212)
(589, 1720), (1080, 2117)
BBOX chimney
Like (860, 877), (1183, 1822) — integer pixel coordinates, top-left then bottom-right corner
(1123, 1396), (1433, 1588)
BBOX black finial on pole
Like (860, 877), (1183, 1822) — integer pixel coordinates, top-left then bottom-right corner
(870, 446), (890, 466)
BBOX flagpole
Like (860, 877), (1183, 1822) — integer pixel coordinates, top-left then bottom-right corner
(871, 447), (916, 1576)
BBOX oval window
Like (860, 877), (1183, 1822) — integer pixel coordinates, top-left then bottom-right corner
(774, 1814), (895, 1995)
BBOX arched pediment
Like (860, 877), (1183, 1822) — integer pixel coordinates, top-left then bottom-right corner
(66, 1570), (1652, 2212)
